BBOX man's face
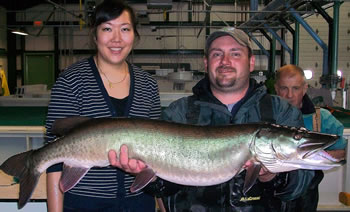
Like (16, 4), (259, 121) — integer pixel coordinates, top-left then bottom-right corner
(275, 73), (308, 108)
(204, 35), (255, 93)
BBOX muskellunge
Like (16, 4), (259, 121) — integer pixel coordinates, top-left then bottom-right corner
(0, 117), (344, 209)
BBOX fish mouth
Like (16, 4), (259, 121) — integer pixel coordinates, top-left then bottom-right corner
(305, 149), (341, 162)
(297, 135), (344, 168)
(297, 133), (339, 159)
(285, 149), (345, 170)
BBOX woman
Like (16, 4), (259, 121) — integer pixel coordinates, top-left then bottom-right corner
(45, 0), (161, 211)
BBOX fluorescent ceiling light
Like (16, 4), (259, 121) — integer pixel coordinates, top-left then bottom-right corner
(337, 70), (342, 78)
(11, 29), (28, 36)
(304, 70), (313, 80)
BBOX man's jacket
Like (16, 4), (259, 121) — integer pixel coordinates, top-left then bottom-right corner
(147, 77), (314, 212)
(301, 94), (347, 150)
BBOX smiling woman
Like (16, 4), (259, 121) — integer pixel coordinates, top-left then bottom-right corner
(44, 0), (161, 211)
(92, 4), (138, 99)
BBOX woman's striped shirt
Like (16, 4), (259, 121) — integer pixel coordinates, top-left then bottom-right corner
(45, 57), (161, 200)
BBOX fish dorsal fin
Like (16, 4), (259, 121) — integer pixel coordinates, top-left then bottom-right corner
(59, 164), (90, 192)
(243, 161), (261, 195)
(130, 168), (156, 193)
(52, 116), (91, 136)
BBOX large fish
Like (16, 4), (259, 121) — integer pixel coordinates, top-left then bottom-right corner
(0, 117), (344, 209)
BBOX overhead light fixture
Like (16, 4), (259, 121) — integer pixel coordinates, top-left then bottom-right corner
(147, 0), (172, 10)
(304, 69), (313, 80)
(11, 29), (28, 36)
(337, 70), (343, 78)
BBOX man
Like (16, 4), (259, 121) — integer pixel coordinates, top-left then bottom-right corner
(275, 64), (347, 212)
(110, 27), (314, 211)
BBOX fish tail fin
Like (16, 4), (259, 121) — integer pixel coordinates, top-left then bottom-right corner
(0, 150), (41, 209)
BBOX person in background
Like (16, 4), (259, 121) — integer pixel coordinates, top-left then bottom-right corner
(109, 27), (315, 211)
(45, 0), (161, 211)
(275, 64), (347, 212)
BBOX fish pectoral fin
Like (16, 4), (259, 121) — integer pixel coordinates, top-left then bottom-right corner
(130, 168), (156, 193)
(243, 162), (261, 195)
(59, 164), (90, 192)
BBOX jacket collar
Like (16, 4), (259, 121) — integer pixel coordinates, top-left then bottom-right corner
(300, 94), (316, 115)
(192, 75), (262, 106)
(192, 75), (222, 105)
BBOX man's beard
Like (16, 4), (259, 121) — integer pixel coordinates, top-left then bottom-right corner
(215, 66), (237, 88)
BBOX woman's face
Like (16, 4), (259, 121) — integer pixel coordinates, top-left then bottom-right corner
(95, 10), (135, 66)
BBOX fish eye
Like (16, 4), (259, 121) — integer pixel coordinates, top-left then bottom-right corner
(293, 133), (302, 140)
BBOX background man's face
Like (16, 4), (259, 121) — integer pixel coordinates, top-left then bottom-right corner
(275, 74), (308, 108)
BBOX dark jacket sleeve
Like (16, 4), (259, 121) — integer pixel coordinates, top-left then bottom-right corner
(272, 170), (315, 201)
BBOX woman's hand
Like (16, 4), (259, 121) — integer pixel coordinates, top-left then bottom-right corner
(108, 145), (147, 174)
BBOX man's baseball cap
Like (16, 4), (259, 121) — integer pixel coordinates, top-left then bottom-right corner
(205, 27), (252, 54)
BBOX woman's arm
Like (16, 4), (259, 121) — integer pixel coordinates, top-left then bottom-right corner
(45, 73), (79, 211)
(47, 172), (63, 212)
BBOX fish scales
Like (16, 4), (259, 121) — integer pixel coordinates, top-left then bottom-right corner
(105, 119), (256, 185)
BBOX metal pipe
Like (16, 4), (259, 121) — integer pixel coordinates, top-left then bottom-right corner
(35, 7), (56, 37)
(188, 0), (192, 23)
(331, 1), (340, 90)
(250, 0), (259, 18)
(293, 22), (299, 65)
(259, 29), (273, 73)
(264, 24), (293, 63)
(288, 5), (329, 78)
(197, 0), (212, 38)
(240, 0), (303, 30)
(271, 37), (276, 73)
(46, 0), (83, 20)
(279, 17), (294, 35)
(310, 1), (336, 89)
(249, 33), (270, 58)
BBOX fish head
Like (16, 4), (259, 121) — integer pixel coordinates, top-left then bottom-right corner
(252, 123), (344, 173)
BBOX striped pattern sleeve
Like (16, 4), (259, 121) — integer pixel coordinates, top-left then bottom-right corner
(129, 64), (161, 120)
(45, 58), (111, 143)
